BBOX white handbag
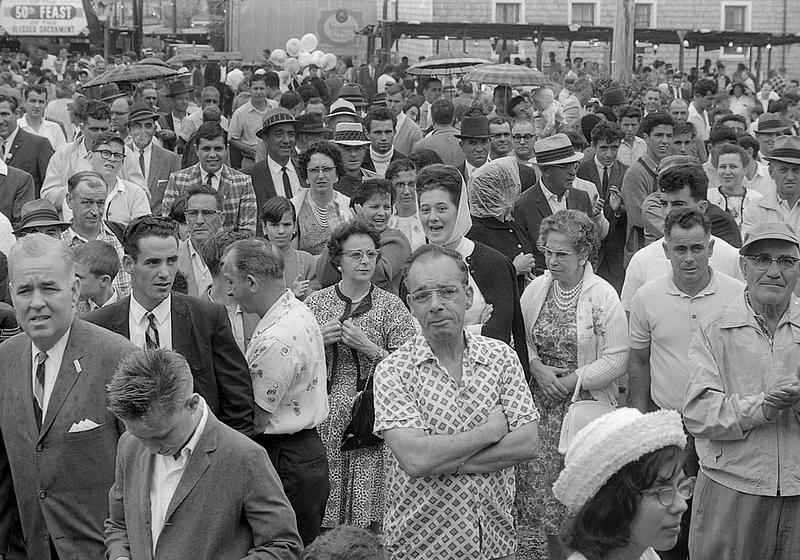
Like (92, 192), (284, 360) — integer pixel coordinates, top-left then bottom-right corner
(558, 369), (616, 454)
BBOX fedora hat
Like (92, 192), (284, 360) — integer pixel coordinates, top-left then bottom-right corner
(127, 100), (159, 124)
(601, 86), (627, 107)
(14, 199), (70, 235)
(333, 122), (370, 146)
(256, 108), (301, 140)
(337, 84), (366, 108)
(764, 135), (800, 165)
(531, 133), (584, 166)
(99, 83), (126, 103)
(757, 113), (791, 134)
(324, 98), (359, 121)
(740, 221), (800, 255)
(296, 112), (327, 134)
(165, 80), (193, 97)
(454, 115), (491, 139)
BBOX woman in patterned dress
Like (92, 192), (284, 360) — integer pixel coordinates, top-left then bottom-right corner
(519, 210), (629, 559)
(305, 219), (416, 531)
(292, 141), (354, 255)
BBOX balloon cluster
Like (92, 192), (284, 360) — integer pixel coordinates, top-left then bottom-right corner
(269, 33), (338, 78)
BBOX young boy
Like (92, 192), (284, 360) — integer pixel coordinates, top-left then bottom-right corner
(73, 240), (120, 314)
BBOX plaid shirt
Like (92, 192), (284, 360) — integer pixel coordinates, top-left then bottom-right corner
(161, 163), (257, 234)
(374, 331), (539, 559)
(62, 226), (131, 297)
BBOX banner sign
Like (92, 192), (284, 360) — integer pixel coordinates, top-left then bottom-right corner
(0, 0), (88, 36)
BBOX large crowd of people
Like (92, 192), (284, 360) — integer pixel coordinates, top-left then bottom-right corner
(0, 43), (798, 560)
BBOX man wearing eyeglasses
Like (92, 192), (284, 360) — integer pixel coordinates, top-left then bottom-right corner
(489, 116), (537, 191)
(511, 118), (537, 165)
(62, 132), (151, 226)
(684, 221), (800, 560)
(177, 184), (224, 298)
(374, 244), (539, 560)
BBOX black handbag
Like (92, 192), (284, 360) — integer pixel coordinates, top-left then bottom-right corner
(340, 373), (382, 451)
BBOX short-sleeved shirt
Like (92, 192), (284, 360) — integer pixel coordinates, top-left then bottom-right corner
(228, 99), (278, 147)
(629, 271), (744, 410)
(374, 331), (539, 560)
(246, 289), (329, 435)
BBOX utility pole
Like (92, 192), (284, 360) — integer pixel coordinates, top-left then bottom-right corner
(172, 0), (177, 34)
(611, 0), (635, 84)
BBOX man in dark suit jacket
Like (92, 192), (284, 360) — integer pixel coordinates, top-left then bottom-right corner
(127, 101), (181, 216)
(0, 234), (138, 560)
(357, 54), (381, 105)
(105, 349), (302, 560)
(513, 134), (594, 274)
(84, 216), (255, 437)
(576, 121), (629, 292)
(0, 94), (54, 197)
(0, 164), (34, 228)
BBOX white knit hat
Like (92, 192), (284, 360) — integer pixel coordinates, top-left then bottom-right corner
(553, 408), (686, 514)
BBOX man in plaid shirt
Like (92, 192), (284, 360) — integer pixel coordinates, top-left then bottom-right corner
(161, 122), (257, 234)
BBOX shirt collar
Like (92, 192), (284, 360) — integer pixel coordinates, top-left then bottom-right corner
(131, 293), (171, 325)
(539, 180), (568, 202)
(666, 268), (719, 298)
(3, 126), (19, 149)
(166, 396), (209, 463)
(255, 289), (296, 334)
(267, 155), (294, 174)
(411, 330), (491, 368)
(90, 289), (118, 310)
(31, 325), (71, 357)
(0, 157), (8, 176)
(719, 291), (800, 330)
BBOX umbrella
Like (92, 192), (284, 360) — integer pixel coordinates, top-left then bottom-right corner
(167, 53), (203, 65)
(464, 63), (547, 87)
(136, 57), (169, 67)
(81, 64), (181, 88)
(406, 52), (491, 77)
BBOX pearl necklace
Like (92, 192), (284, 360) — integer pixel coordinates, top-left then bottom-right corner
(553, 279), (583, 311)
(308, 195), (330, 228)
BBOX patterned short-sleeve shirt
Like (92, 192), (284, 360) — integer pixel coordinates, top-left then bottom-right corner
(374, 331), (539, 560)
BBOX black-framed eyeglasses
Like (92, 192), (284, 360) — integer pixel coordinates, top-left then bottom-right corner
(642, 476), (696, 507)
(408, 284), (466, 305)
(512, 133), (535, 142)
(93, 149), (125, 161)
(744, 254), (800, 271)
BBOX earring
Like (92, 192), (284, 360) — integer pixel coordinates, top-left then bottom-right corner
(579, 260), (586, 266)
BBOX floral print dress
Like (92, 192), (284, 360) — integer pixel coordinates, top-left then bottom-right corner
(304, 284), (416, 529)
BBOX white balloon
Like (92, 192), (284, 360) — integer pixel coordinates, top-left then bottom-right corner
(297, 51), (312, 68)
(269, 48), (287, 66)
(283, 57), (300, 75)
(322, 52), (338, 71)
(285, 38), (301, 57)
(311, 51), (324, 66)
(277, 70), (291, 88)
(300, 33), (318, 53)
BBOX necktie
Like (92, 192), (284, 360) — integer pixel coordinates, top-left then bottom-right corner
(145, 312), (160, 350)
(33, 351), (47, 428)
(281, 167), (293, 199)
(206, 172), (215, 188)
(602, 166), (609, 195)
(0, 141), (5, 161)
(139, 149), (146, 177)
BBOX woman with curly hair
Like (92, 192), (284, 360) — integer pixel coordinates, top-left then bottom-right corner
(553, 408), (692, 560)
(519, 209), (629, 559)
(293, 140), (354, 255)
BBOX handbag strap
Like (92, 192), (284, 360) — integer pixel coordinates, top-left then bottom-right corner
(570, 368), (587, 404)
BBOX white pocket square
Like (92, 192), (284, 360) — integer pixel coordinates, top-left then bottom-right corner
(68, 419), (102, 433)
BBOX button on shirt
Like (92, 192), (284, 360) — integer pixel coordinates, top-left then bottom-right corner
(247, 290), (329, 435)
(150, 396), (209, 552)
(629, 270), (745, 410)
(129, 294), (172, 350)
(266, 156), (301, 195)
(374, 331), (539, 559)
(539, 181), (569, 214)
(30, 328), (71, 420)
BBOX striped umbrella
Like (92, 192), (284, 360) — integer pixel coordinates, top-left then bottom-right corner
(465, 63), (548, 87)
(405, 52), (492, 77)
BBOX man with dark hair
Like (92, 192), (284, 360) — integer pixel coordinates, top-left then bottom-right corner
(642, 88), (662, 117)
(162, 122), (257, 233)
(229, 74), (278, 168)
(411, 97), (464, 168)
(85, 215), (255, 436)
(278, 91), (304, 119)
(19, 84), (66, 150)
(362, 106), (406, 177)
(719, 113), (747, 134)
(177, 183), (225, 298)
(418, 77), (443, 130)
(737, 133), (776, 197)
(577, 121), (628, 292)
(222, 238), (330, 545)
(43, 99), (145, 206)
(357, 53), (382, 106)
(0, 233), (138, 560)
(689, 78), (717, 143)
(0, 92), (54, 198)
(672, 122), (696, 156)
(617, 105), (647, 167)
(488, 116), (513, 160)
(621, 113), (675, 263)
(621, 164), (744, 312)
(386, 83), (422, 156)
(105, 348), (302, 560)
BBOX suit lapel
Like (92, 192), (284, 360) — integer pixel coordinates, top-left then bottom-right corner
(13, 341), (39, 434)
(7, 130), (23, 164)
(532, 183), (552, 219)
(39, 331), (84, 441)
(134, 449), (156, 558)
(170, 295), (191, 355)
(148, 147), (164, 191)
(113, 297), (132, 338)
